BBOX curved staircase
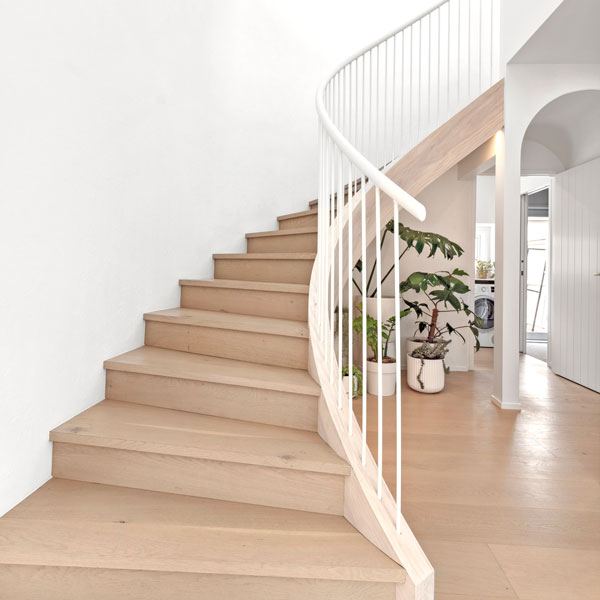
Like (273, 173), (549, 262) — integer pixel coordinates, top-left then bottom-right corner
(0, 1), (505, 598)
(0, 200), (407, 599)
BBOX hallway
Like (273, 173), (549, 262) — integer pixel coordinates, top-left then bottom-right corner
(356, 349), (600, 599)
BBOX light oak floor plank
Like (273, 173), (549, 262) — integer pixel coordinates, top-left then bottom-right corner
(488, 544), (600, 600)
(354, 349), (600, 598)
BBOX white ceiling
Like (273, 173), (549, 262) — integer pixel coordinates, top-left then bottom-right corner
(511, 0), (600, 64)
(523, 90), (600, 171)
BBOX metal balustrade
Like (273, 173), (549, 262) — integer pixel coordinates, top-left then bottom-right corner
(309, 0), (500, 588)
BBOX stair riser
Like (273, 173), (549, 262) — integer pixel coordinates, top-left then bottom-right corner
(247, 233), (317, 253)
(0, 566), (396, 600)
(279, 214), (318, 230)
(214, 258), (314, 285)
(52, 444), (345, 515)
(180, 285), (308, 321)
(105, 370), (318, 431)
(144, 321), (308, 370)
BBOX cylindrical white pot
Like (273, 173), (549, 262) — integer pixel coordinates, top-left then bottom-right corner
(406, 355), (445, 393)
(366, 360), (396, 396)
(406, 337), (429, 356)
(342, 375), (358, 398)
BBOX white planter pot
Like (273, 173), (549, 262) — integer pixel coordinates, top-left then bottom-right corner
(406, 337), (427, 355)
(366, 360), (396, 396)
(365, 297), (397, 358)
(406, 354), (445, 393)
(342, 374), (358, 398)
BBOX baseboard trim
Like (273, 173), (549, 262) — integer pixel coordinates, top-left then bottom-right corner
(491, 394), (522, 411)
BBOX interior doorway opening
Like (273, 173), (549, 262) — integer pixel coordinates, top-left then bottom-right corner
(520, 184), (550, 362)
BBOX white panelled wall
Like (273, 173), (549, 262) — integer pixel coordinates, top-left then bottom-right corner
(550, 157), (600, 393)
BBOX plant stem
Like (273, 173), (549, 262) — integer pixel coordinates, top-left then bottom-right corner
(366, 228), (388, 296)
(427, 308), (439, 343)
(370, 245), (411, 297)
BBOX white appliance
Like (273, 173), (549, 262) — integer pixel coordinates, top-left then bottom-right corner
(474, 280), (494, 348)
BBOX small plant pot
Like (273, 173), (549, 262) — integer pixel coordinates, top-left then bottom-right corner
(366, 359), (396, 396)
(342, 375), (358, 398)
(406, 337), (429, 356)
(407, 354), (445, 393)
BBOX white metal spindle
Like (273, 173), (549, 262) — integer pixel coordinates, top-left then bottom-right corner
(417, 20), (422, 142)
(468, 0), (471, 98)
(348, 165), (353, 435)
(447, 1), (451, 119)
(479, 0), (483, 92)
(437, 8), (441, 126)
(361, 177), (367, 466)
(337, 160), (343, 409)
(490, 0), (495, 86)
(393, 201), (402, 531)
(375, 187), (383, 499)
(428, 14), (432, 131)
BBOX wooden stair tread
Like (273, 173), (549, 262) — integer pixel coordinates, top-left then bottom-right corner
(213, 252), (316, 260)
(178, 278), (309, 294)
(0, 479), (404, 583)
(246, 227), (317, 238)
(104, 346), (320, 396)
(277, 209), (318, 222)
(50, 400), (349, 475)
(144, 307), (309, 339)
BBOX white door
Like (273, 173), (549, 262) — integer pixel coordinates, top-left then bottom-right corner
(550, 158), (600, 393)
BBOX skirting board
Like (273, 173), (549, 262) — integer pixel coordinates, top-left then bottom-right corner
(491, 394), (522, 411)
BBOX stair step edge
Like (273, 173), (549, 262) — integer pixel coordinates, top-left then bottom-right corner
(143, 308), (309, 339)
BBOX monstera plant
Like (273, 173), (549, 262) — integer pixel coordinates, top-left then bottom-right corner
(353, 221), (464, 297)
(401, 268), (481, 394)
(400, 269), (481, 349)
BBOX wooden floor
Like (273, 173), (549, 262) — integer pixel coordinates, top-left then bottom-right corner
(356, 349), (600, 599)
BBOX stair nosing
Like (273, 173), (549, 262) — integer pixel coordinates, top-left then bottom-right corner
(143, 308), (309, 339)
(104, 347), (321, 396)
(178, 279), (309, 294)
(213, 253), (316, 260)
(246, 227), (317, 239)
(277, 209), (318, 221)
(50, 400), (349, 476)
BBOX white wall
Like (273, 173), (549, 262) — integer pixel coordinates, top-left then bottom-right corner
(476, 175), (495, 223)
(500, 0), (562, 66)
(0, 0), (444, 516)
(379, 166), (476, 371)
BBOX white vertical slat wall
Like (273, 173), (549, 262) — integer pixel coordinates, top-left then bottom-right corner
(550, 157), (600, 393)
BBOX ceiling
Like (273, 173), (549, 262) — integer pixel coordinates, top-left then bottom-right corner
(522, 90), (600, 171)
(511, 0), (600, 64)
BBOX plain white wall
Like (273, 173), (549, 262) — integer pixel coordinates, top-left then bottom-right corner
(476, 175), (495, 223)
(0, 0), (442, 516)
(500, 0), (562, 66)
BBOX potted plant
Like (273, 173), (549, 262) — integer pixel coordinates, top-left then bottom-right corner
(400, 269), (481, 392)
(353, 223), (465, 356)
(476, 260), (495, 279)
(407, 340), (450, 393)
(352, 304), (397, 396)
(341, 365), (363, 398)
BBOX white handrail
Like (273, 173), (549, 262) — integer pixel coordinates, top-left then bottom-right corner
(311, 1), (500, 597)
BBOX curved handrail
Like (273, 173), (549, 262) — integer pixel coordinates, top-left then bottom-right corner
(314, 2), (452, 222)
